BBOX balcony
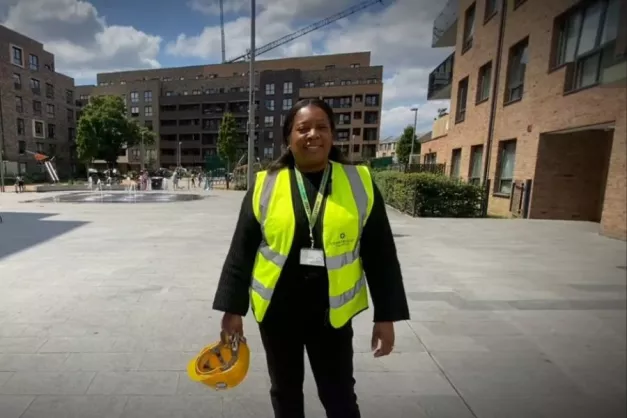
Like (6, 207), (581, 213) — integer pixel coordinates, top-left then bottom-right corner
(427, 52), (454, 100)
(432, 0), (458, 48)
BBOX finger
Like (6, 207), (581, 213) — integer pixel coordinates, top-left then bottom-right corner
(380, 339), (394, 356)
(371, 334), (379, 352)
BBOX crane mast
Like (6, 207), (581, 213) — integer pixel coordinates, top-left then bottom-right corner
(225, 0), (383, 63)
(220, 0), (226, 62)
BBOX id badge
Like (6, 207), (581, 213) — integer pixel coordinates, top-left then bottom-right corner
(300, 248), (325, 267)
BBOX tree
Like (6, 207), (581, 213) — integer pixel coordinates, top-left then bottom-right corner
(395, 125), (420, 166)
(217, 112), (239, 188)
(134, 124), (156, 170)
(76, 95), (140, 168)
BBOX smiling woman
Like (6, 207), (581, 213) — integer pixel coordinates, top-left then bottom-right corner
(212, 98), (411, 417)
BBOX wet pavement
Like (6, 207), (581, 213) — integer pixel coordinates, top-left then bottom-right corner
(0, 190), (625, 418)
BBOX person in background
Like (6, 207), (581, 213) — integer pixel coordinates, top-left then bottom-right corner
(212, 98), (410, 418)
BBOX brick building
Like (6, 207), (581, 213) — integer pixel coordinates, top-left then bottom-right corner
(75, 52), (383, 170)
(0, 25), (77, 178)
(425, 0), (626, 239)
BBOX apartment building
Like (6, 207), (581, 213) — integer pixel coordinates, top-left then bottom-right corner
(0, 25), (77, 178)
(425, 0), (626, 239)
(75, 52), (383, 169)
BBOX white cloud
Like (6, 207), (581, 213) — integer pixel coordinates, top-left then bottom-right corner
(1, 0), (162, 80)
(381, 100), (450, 139)
(170, 0), (452, 137)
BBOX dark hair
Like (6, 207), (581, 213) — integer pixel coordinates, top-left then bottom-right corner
(267, 98), (349, 172)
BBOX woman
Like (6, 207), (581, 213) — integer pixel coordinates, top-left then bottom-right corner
(213, 98), (410, 418)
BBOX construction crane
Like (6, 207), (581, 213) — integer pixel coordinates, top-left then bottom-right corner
(224, 0), (383, 63)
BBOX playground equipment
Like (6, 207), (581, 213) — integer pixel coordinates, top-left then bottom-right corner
(26, 151), (60, 183)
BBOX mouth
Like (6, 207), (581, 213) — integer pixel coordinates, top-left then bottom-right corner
(304, 143), (322, 151)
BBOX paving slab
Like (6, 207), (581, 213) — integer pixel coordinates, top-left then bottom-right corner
(0, 190), (626, 417)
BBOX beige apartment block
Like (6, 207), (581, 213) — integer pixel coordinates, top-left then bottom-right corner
(76, 52), (383, 168)
(0, 25), (77, 179)
(425, 0), (626, 239)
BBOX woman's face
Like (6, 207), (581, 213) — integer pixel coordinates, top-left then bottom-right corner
(289, 105), (333, 171)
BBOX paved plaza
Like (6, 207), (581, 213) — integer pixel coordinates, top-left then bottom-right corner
(0, 190), (626, 418)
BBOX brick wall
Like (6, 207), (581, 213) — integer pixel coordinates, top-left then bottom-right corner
(531, 130), (612, 222)
(601, 113), (627, 240)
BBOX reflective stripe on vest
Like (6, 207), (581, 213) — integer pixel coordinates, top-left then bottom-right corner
(250, 163), (373, 326)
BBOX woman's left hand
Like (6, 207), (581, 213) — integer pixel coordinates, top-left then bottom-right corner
(371, 321), (395, 358)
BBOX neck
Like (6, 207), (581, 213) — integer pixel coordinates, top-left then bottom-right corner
(295, 160), (328, 173)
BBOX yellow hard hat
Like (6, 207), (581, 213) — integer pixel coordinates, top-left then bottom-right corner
(187, 331), (250, 390)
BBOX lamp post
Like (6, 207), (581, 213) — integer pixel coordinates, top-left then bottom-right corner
(177, 141), (182, 168)
(409, 107), (419, 166)
(246, 0), (256, 190)
(0, 84), (6, 192)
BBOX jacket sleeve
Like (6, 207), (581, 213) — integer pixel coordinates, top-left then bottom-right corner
(360, 179), (411, 322)
(212, 183), (262, 316)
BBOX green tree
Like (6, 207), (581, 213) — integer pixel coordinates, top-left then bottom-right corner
(133, 124), (157, 169)
(395, 125), (420, 166)
(76, 95), (140, 168)
(217, 112), (239, 188)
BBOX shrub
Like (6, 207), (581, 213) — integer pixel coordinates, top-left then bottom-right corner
(372, 171), (483, 218)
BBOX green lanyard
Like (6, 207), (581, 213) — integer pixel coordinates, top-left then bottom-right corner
(294, 164), (330, 248)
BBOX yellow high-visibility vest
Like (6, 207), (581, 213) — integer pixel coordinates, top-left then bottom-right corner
(250, 161), (374, 328)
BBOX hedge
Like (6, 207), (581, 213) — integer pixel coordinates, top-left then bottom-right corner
(372, 171), (483, 218)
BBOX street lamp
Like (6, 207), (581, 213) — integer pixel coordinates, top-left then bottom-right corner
(409, 107), (419, 166)
(177, 141), (182, 168)
(246, 0), (256, 190)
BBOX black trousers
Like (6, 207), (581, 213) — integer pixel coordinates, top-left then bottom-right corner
(259, 318), (361, 418)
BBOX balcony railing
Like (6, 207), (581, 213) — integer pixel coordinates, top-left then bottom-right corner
(427, 52), (454, 101)
(432, 0), (458, 48)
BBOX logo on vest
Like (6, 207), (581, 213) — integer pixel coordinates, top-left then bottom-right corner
(330, 232), (354, 248)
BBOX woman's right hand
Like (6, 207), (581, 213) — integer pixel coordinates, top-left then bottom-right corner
(221, 312), (244, 336)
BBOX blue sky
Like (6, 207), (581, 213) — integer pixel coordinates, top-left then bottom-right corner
(1, 0), (451, 137)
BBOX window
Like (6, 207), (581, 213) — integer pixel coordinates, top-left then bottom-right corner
(337, 131), (350, 141)
(554, 0), (620, 90)
(468, 145), (483, 185)
(67, 109), (74, 122)
(304, 81), (315, 88)
(145, 120), (153, 130)
(477, 61), (492, 103)
(192, 89), (201, 95)
(130, 91), (139, 103)
(497, 140), (517, 195)
(265, 100), (275, 110)
(183, 90), (189, 96)
(33, 100), (42, 116)
(66, 89), (73, 105)
(36, 142), (44, 153)
(462, 3), (476, 53)
(17, 118), (25, 135)
(265, 83), (275, 95)
(264, 116), (274, 127)
(263, 147), (273, 159)
(12, 46), (24, 66)
(505, 38), (528, 103)
(456, 76), (469, 123)
(354, 94), (362, 103)
(365, 111), (378, 124)
(365, 94), (379, 106)
(46, 83), (54, 98)
(13, 73), (21, 89)
(485, 0), (497, 20)
(350, 63), (360, 68)
(30, 78), (41, 94)
(46, 104), (55, 118)
(324, 80), (335, 87)
(283, 82), (293, 94)
(354, 111), (362, 120)
(339, 97), (352, 108)
(166, 91), (173, 96)
(337, 113), (351, 125)
(143, 91), (152, 103)
(29, 54), (39, 71)
(364, 128), (377, 142)
(19, 141), (26, 155)
(130, 107), (139, 117)
(15, 96), (23, 113)
(144, 106), (153, 117)
(33, 120), (44, 137)
(48, 124), (56, 139)
(48, 144), (56, 156)
(282, 98), (292, 110)
(450, 148), (462, 178)
(68, 127), (76, 141)
(424, 153), (437, 164)
(352, 128), (361, 136)
(325, 65), (335, 70)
